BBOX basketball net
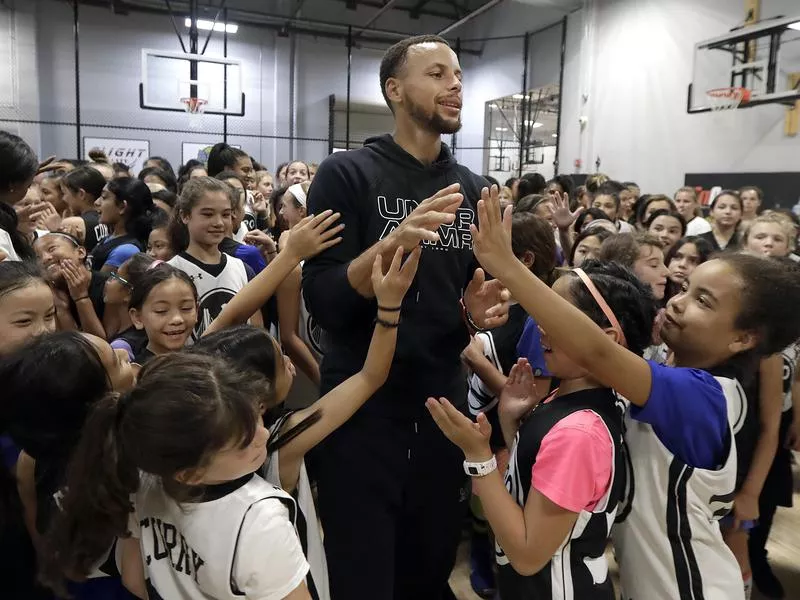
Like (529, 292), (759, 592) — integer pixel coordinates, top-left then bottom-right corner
(181, 97), (208, 130)
(706, 87), (751, 128)
(706, 87), (751, 111)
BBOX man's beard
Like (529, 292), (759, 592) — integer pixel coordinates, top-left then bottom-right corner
(405, 95), (462, 135)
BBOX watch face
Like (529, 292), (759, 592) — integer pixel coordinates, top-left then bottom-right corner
(468, 466), (479, 475)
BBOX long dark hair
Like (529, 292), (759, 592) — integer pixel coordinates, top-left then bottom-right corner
(566, 260), (658, 357)
(574, 207), (610, 234)
(138, 166), (178, 194)
(207, 143), (249, 177)
(716, 253), (800, 361)
(144, 156), (175, 178)
(195, 325), (322, 452)
(106, 177), (156, 244)
(568, 228), (614, 267)
(510, 212), (557, 285)
(269, 186), (290, 237)
(0, 130), (38, 197)
(663, 236), (714, 300)
(39, 351), (269, 590)
(128, 262), (197, 311)
(61, 166), (106, 201)
(0, 331), (110, 557)
(177, 159), (206, 191)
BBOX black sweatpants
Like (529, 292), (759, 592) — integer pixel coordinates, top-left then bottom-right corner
(313, 408), (469, 600)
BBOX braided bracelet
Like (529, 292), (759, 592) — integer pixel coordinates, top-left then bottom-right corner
(375, 317), (401, 329)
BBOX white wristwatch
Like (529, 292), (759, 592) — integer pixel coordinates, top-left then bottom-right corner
(463, 455), (497, 477)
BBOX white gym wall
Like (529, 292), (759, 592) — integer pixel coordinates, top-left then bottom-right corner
(3, 0), (795, 191)
(559, 0), (800, 194)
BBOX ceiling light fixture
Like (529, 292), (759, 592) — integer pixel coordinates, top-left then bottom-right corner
(496, 127), (508, 131)
(185, 18), (239, 34)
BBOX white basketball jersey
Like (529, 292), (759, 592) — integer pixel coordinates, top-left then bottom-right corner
(467, 331), (502, 416)
(613, 376), (746, 600)
(168, 252), (248, 340)
(264, 415), (329, 600)
(298, 261), (324, 362)
(134, 473), (308, 600)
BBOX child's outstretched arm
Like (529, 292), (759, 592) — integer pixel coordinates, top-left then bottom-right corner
(204, 211), (342, 336)
(427, 397), (580, 576)
(470, 188), (653, 407)
(275, 246), (420, 492)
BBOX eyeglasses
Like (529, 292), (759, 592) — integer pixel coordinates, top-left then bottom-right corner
(109, 271), (132, 288)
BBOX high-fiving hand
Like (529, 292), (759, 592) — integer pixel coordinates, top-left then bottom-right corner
(470, 185), (517, 282)
(282, 210), (344, 262)
(372, 246), (421, 309)
(383, 183), (464, 255)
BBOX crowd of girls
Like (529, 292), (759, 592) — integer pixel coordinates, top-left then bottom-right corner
(1, 124), (799, 600)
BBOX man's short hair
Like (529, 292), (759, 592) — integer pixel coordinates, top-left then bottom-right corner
(379, 35), (450, 111)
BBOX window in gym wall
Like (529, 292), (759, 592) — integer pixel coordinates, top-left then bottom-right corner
(484, 84), (560, 183)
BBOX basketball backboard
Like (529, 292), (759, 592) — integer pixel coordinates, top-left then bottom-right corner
(139, 49), (245, 116)
(688, 15), (800, 113)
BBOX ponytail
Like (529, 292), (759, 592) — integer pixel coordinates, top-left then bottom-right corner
(39, 392), (139, 593)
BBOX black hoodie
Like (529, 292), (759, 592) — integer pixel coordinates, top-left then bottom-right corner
(302, 134), (487, 418)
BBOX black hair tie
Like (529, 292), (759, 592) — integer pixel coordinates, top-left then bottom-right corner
(377, 305), (402, 312)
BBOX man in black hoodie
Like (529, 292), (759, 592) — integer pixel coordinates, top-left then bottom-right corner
(303, 35), (509, 600)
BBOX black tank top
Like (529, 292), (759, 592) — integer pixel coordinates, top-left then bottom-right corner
(497, 388), (624, 600)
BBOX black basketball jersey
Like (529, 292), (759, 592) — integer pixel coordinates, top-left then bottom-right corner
(497, 388), (624, 600)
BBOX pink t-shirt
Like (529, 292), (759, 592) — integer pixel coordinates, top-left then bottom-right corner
(531, 408), (613, 513)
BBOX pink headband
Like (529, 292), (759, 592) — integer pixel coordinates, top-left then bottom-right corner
(572, 268), (628, 348)
(147, 260), (164, 271)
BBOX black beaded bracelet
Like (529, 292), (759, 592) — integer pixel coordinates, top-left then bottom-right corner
(375, 317), (401, 328)
(377, 305), (402, 312)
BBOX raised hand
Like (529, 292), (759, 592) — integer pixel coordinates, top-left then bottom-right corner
(251, 190), (269, 217)
(60, 259), (91, 301)
(551, 191), (582, 231)
(15, 200), (48, 235)
(243, 229), (277, 259)
(426, 396), (493, 462)
(282, 210), (344, 261)
(464, 267), (511, 330)
(38, 202), (63, 232)
(499, 359), (539, 423)
(470, 185), (517, 281)
(384, 183), (463, 254)
(372, 246), (421, 309)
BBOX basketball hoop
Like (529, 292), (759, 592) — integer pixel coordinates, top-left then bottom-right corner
(706, 87), (751, 111)
(180, 97), (208, 114)
(181, 97), (207, 130)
